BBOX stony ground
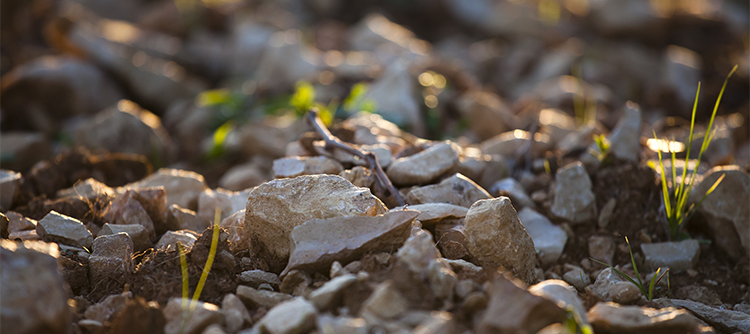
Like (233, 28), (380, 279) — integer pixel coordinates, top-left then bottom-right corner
(1, 0), (749, 333)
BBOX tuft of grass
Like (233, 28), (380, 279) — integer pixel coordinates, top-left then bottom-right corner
(650, 65), (736, 240)
(590, 134), (612, 165)
(590, 237), (670, 301)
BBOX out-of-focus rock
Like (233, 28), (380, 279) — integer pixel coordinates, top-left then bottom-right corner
(588, 235), (615, 267)
(361, 280), (410, 320)
(308, 274), (358, 311)
(0, 213), (8, 239)
(221, 209), (247, 254)
(387, 142), (460, 186)
(406, 173), (492, 208)
(0, 240), (69, 334)
(36, 211), (93, 249)
(230, 22), (275, 76)
(222, 293), (251, 333)
(237, 117), (304, 159)
(490, 178), (534, 210)
(608, 101), (642, 162)
(689, 166), (749, 260)
(641, 240), (700, 272)
(167, 204), (206, 233)
(84, 292), (132, 324)
(551, 162), (597, 223)
(56, 178), (116, 201)
(397, 229), (441, 274)
(590, 0), (665, 37)
(539, 108), (577, 144)
(672, 298), (750, 333)
(339, 166), (375, 188)
(273, 156), (344, 179)
(518, 208), (567, 266)
(236, 285), (293, 309)
(480, 130), (553, 159)
(219, 161), (269, 191)
(464, 197), (537, 284)
(587, 268), (642, 304)
(365, 60), (424, 134)
(123, 168), (208, 210)
(163, 298), (223, 334)
(155, 230), (198, 251)
(244, 175), (386, 272)
(529, 280), (589, 328)
(659, 45), (702, 116)
(588, 302), (700, 334)
(283, 210), (418, 276)
(455, 90), (517, 140)
(316, 314), (368, 334)
(196, 188), (250, 226)
(254, 298), (317, 334)
(0, 132), (53, 171)
(255, 30), (319, 92)
(239, 270), (281, 290)
(562, 264), (590, 292)
(0, 170), (21, 210)
(6, 211), (36, 233)
(99, 223), (151, 252)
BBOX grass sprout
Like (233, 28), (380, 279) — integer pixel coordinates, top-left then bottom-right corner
(590, 237), (670, 301)
(650, 65), (736, 240)
(590, 134), (611, 165)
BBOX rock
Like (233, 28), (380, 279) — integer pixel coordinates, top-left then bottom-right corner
(397, 229), (442, 274)
(99, 223), (152, 252)
(36, 211), (94, 249)
(283, 210), (417, 276)
(85, 292), (132, 323)
(222, 293), (251, 334)
(236, 285), (293, 309)
(479, 130), (553, 159)
(551, 162), (597, 223)
(0, 56), (123, 135)
(89, 233), (134, 292)
(316, 314), (368, 334)
(168, 204), (207, 233)
(489, 178), (534, 210)
(641, 240), (700, 272)
(365, 60), (423, 134)
(387, 142), (460, 186)
(659, 45), (702, 116)
(588, 235), (616, 266)
(220, 209), (247, 254)
(127, 187), (169, 234)
(308, 274), (358, 311)
(255, 298), (317, 334)
(230, 22), (274, 76)
(689, 166), (749, 260)
(478, 273), (567, 334)
(163, 298), (223, 334)
(56, 178), (116, 201)
(676, 285), (722, 306)
(396, 203), (467, 226)
(518, 208), (567, 266)
(539, 108), (577, 144)
(123, 168), (208, 210)
(219, 162), (269, 191)
(529, 280), (589, 327)
(237, 118), (302, 159)
(0, 170), (21, 210)
(245, 175), (386, 273)
(105, 191), (156, 239)
(672, 298), (750, 333)
(0, 132), (52, 171)
(591, 0), (665, 37)
(562, 264), (591, 292)
(239, 270), (281, 290)
(0, 213), (8, 239)
(406, 173), (492, 208)
(435, 224), (470, 260)
(607, 101), (642, 162)
(339, 167), (375, 188)
(73, 100), (173, 160)
(0, 240), (69, 334)
(587, 268), (643, 304)
(155, 230), (198, 251)
(280, 270), (313, 296)
(6, 211), (36, 232)
(361, 280), (410, 320)
(8, 230), (41, 241)
(109, 296), (166, 334)
(427, 259), (458, 301)
(464, 197), (537, 284)
(273, 156), (344, 179)
(196, 188), (250, 226)
(455, 90), (519, 141)
(255, 30), (319, 92)
(588, 302), (700, 334)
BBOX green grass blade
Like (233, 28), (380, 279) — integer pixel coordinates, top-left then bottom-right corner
(191, 208), (222, 310)
(590, 257), (647, 296)
(647, 267), (661, 301)
(653, 131), (673, 219)
(678, 82), (700, 198)
(178, 242), (189, 309)
(625, 237), (645, 288)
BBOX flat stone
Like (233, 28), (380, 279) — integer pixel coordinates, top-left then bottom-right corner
(397, 229), (442, 274)
(529, 280), (589, 327)
(167, 204), (207, 233)
(608, 101), (642, 162)
(56, 178), (116, 201)
(6, 211), (36, 232)
(8, 230), (40, 241)
(255, 298), (317, 334)
(551, 162), (597, 223)
(36, 211), (93, 249)
(1, 240), (69, 334)
(406, 173), (492, 208)
(464, 197), (537, 284)
(84, 292), (132, 323)
(104, 190), (156, 239)
(155, 230), (198, 251)
(273, 156), (344, 179)
(282, 210), (418, 276)
(478, 274), (567, 333)
(122, 168), (207, 210)
(245, 175), (386, 273)
(689, 166), (749, 260)
(641, 240), (700, 272)
(89, 233), (134, 289)
(99, 223), (151, 252)
(588, 235), (616, 266)
(387, 141), (460, 186)
(308, 274), (358, 311)
(361, 281), (410, 320)
(588, 302), (700, 334)
(222, 293), (251, 334)
(0, 170), (21, 210)
(518, 208), (567, 266)
(239, 270), (281, 290)
(672, 299), (750, 333)
(163, 298), (223, 334)
(236, 285), (293, 309)
(587, 268), (643, 304)
(220, 209), (247, 254)
(395, 203), (468, 226)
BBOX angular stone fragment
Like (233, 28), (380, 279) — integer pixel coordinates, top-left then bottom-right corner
(245, 175), (386, 272)
(236, 285), (293, 309)
(562, 264), (590, 292)
(406, 173), (492, 208)
(282, 210), (418, 276)
(155, 230), (198, 251)
(464, 197), (537, 284)
(220, 209), (247, 254)
(273, 156), (344, 179)
(489, 177), (535, 210)
(529, 280), (589, 327)
(361, 281), (410, 320)
(89, 233), (134, 291)
(99, 223), (151, 252)
(0, 170), (21, 210)
(84, 292), (132, 323)
(455, 90), (517, 140)
(641, 240), (700, 272)
(196, 188), (250, 225)
(672, 299), (750, 333)
(104, 190), (156, 239)
(396, 229), (441, 274)
(222, 293), (251, 334)
(57, 178), (116, 201)
(163, 298), (223, 334)
(587, 268), (642, 304)
(167, 204), (207, 233)
(36, 211), (94, 249)
(480, 130), (553, 159)
(387, 141), (460, 186)
(1, 240), (69, 334)
(122, 168), (207, 210)
(395, 203), (468, 226)
(6, 212), (36, 232)
(608, 101), (642, 162)
(308, 274), (358, 311)
(518, 208), (567, 266)
(551, 162), (597, 223)
(316, 314), (368, 334)
(428, 259), (458, 301)
(255, 298), (317, 334)
(588, 302), (699, 334)
(239, 270), (281, 290)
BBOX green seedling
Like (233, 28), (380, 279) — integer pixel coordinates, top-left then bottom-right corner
(561, 306), (593, 334)
(590, 134), (611, 165)
(590, 237), (670, 301)
(650, 65), (736, 240)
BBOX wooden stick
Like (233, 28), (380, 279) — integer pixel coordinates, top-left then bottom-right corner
(305, 108), (405, 206)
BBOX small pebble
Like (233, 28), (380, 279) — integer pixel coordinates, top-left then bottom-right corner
(687, 269), (698, 277)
